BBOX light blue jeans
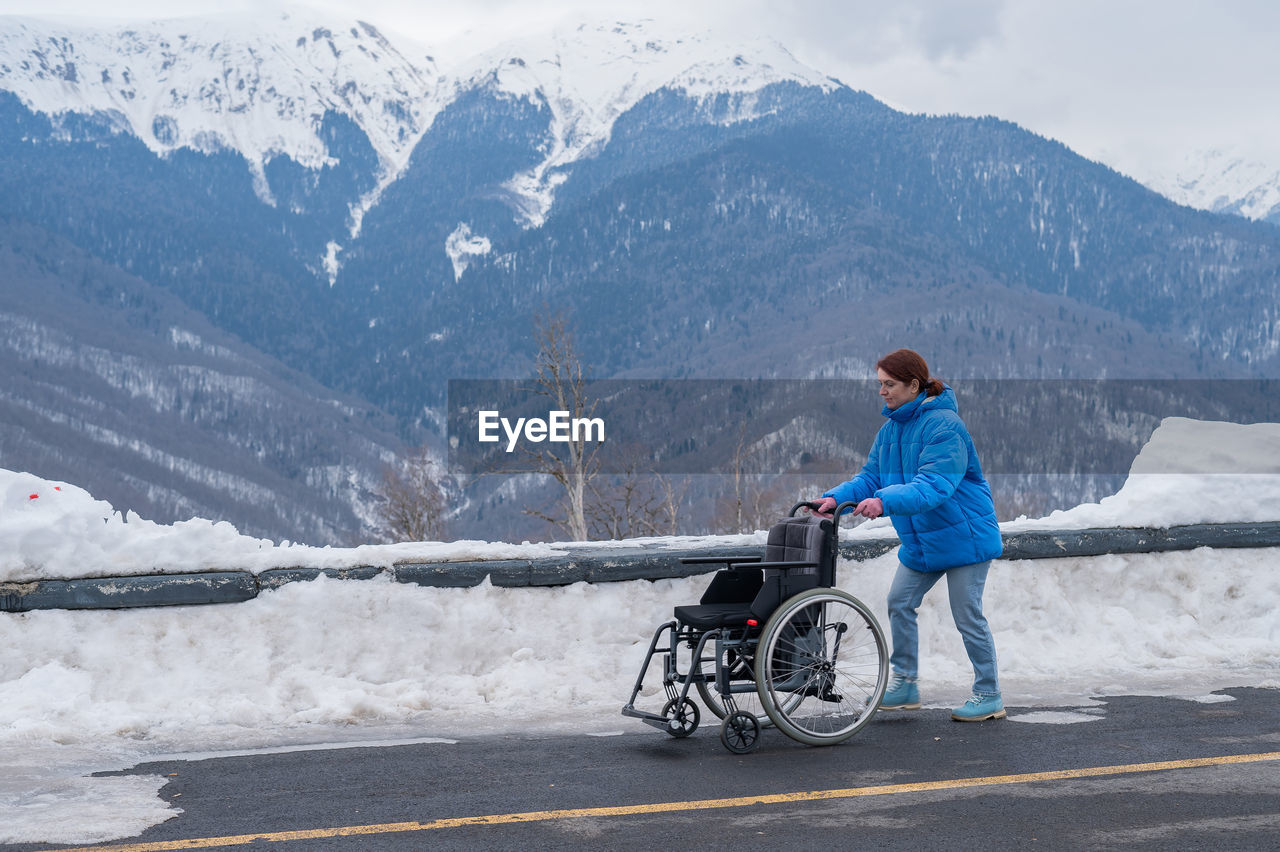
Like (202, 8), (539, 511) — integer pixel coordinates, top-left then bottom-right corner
(887, 560), (1000, 696)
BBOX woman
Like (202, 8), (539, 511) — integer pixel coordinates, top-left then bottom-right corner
(812, 349), (1005, 722)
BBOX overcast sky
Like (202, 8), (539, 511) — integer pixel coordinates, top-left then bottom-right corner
(2, 0), (1277, 179)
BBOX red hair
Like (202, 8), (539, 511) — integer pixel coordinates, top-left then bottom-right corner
(876, 349), (944, 397)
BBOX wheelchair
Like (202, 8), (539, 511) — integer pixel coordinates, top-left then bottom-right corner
(622, 502), (889, 753)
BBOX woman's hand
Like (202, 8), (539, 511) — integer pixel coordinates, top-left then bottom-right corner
(854, 497), (884, 519)
(811, 496), (837, 517)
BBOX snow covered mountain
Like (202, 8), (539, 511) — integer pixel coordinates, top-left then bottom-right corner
(0, 12), (832, 231)
(440, 21), (837, 227)
(5, 10), (1280, 543)
(0, 9), (436, 197)
(0, 11), (848, 538)
(1141, 148), (1280, 226)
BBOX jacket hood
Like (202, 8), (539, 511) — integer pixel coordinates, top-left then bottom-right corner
(924, 386), (958, 413)
(884, 385), (957, 422)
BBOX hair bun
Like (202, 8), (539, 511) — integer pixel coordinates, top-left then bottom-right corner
(876, 349), (944, 397)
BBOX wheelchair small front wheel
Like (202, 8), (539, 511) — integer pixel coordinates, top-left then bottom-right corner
(720, 711), (761, 754)
(755, 588), (888, 747)
(661, 698), (700, 738)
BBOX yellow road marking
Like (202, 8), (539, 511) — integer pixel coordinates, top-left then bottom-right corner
(58, 751), (1280, 851)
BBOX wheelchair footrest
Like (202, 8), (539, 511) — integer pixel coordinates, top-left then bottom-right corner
(621, 705), (677, 731)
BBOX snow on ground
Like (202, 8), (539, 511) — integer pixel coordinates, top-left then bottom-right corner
(2, 547), (1277, 843)
(2, 417), (1279, 843)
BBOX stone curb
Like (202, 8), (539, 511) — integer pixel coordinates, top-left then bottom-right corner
(2, 522), (1278, 613)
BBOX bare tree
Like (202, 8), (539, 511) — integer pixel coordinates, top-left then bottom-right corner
(647, 473), (688, 537)
(523, 312), (598, 541)
(714, 425), (762, 532)
(711, 427), (796, 533)
(586, 453), (689, 540)
(376, 446), (448, 542)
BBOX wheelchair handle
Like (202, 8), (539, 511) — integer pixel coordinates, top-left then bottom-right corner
(790, 501), (822, 516)
(791, 500), (860, 532)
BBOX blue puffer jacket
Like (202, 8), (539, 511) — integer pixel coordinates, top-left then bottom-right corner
(823, 387), (1002, 572)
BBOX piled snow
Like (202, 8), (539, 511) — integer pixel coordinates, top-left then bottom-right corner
(1006, 417), (1280, 530)
(2, 547), (1277, 843)
(0, 469), (772, 583)
(3, 551), (1274, 746)
(0, 470), (563, 582)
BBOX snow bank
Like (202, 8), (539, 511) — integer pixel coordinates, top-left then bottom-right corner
(4, 417), (1279, 583)
(3, 551), (1273, 749)
(0, 469), (574, 583)
(0, 470), (771, 583)
(1005, 417), (1280, 530)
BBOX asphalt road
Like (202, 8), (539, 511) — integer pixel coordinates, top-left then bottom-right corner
(16, 688), (1280, 851)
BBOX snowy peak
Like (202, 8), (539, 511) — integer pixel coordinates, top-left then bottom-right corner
(1142, 148), (1280, 225)
(0, 13), (834, 169)
(0, 9), (439, 175)
(450, 20), (838, 226)
(456, 19), (835, 106)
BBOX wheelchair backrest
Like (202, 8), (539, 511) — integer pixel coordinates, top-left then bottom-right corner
(764, 514), (836, 587)
(749, 514), (836, 621)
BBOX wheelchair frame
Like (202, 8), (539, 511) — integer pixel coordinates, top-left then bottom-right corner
(622, 501), (889, 753)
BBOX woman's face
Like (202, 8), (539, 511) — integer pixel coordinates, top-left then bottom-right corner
(877, 368), (920, 410)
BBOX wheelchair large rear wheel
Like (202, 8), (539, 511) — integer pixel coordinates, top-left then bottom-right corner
(754, 588), (888, 746)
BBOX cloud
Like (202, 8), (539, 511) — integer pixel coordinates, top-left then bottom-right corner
(863, 0), (1006, 61)
(769, 0), (1002, 60)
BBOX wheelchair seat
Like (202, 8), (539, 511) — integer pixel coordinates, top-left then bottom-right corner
(673, 602), (756, 630)
(673, 566), (762, 629)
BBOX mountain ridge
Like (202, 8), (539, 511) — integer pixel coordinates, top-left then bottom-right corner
(0, 13), (835, 239)
(6, 11), (1276, 234)
(0, 216), (408, 542)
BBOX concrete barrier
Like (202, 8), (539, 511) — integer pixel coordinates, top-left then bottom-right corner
(1000, 523), (1280, 559)
(257, 566), (383, 591)
(0, 572), (258, 612)
(2, 522), (1278, 613)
